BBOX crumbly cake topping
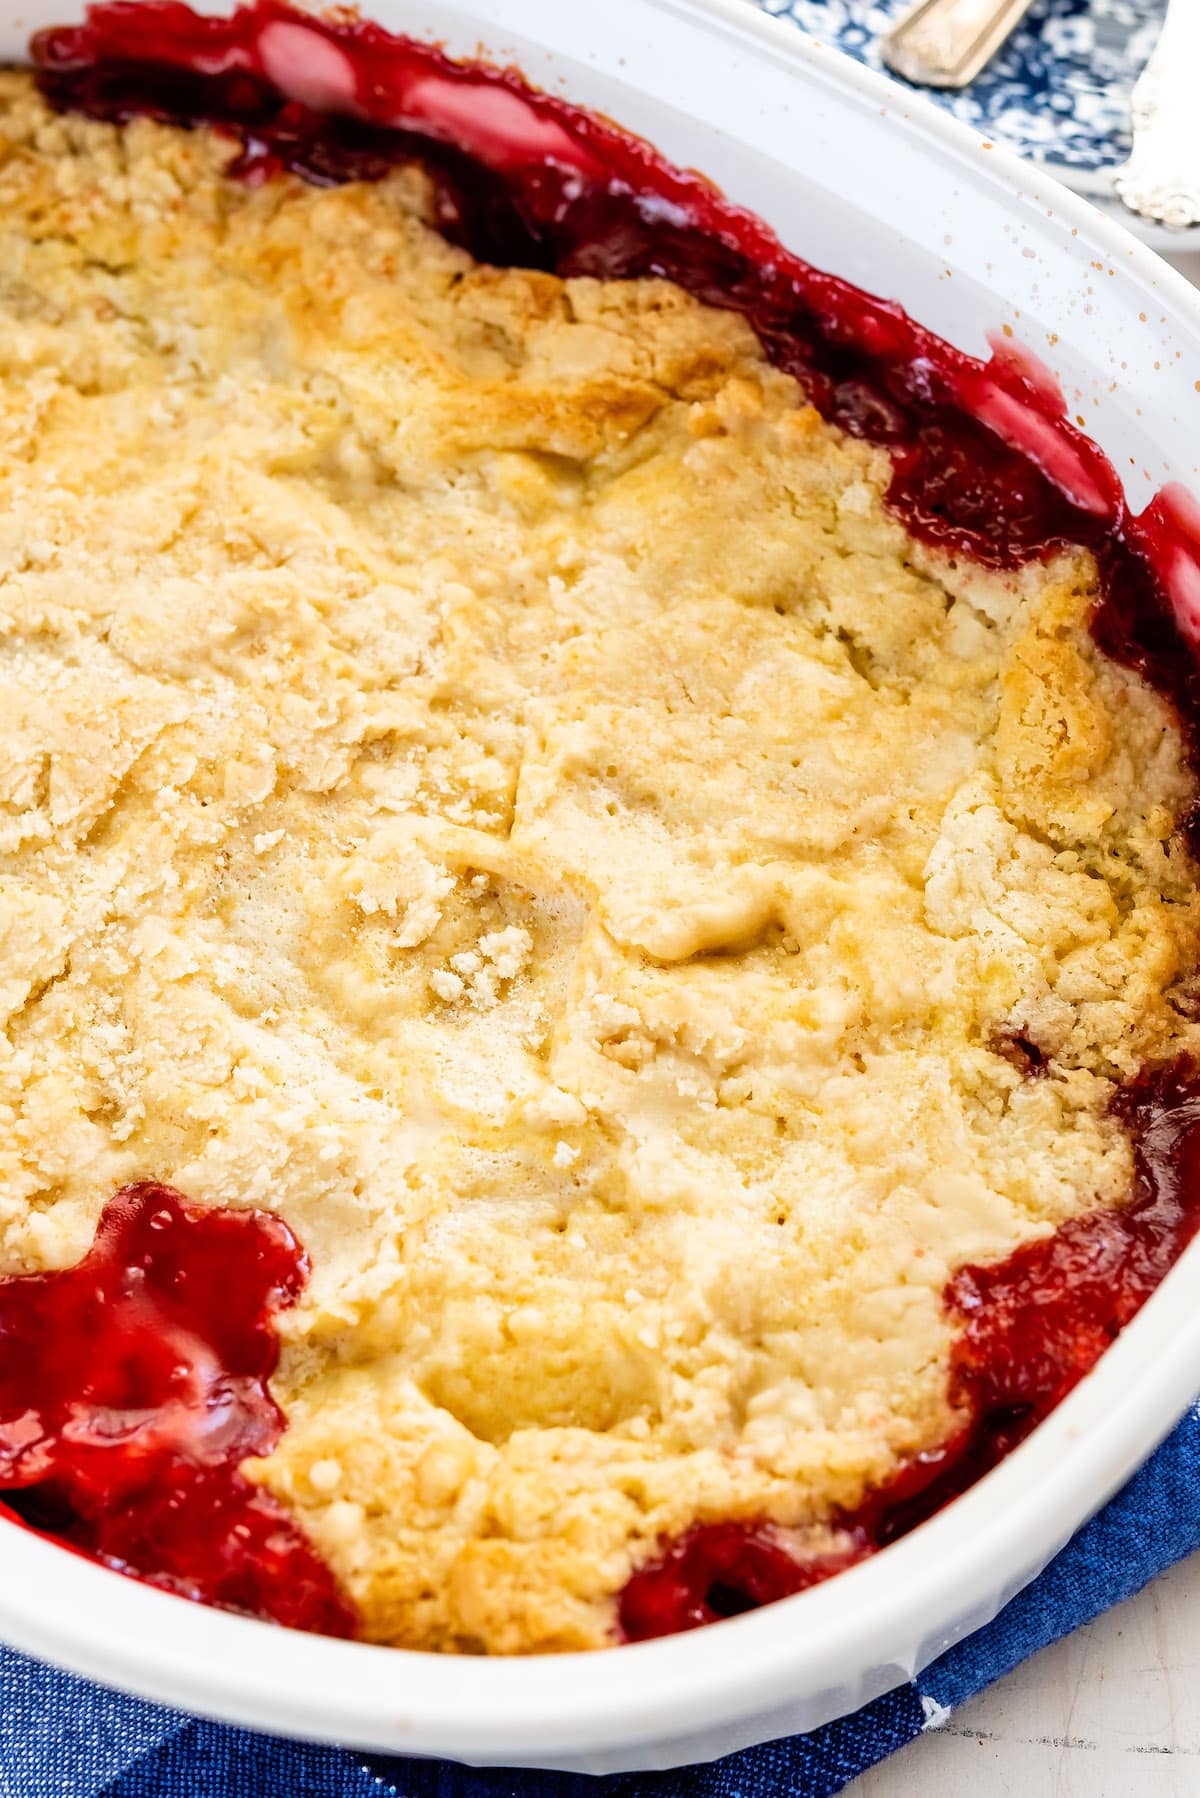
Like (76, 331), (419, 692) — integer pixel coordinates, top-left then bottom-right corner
(1, 75), (1199, 1652)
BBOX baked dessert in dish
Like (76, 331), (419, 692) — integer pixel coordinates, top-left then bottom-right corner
(4, 1), (1200, 1655)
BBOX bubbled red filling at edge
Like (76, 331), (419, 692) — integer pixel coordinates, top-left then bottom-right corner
(0, 1183), (356, 1636)
(18, 0), (1200, 1639)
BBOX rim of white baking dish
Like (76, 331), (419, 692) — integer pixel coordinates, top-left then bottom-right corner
(4, 0), (1200, 1763)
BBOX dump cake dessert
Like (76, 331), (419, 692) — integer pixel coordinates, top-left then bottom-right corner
(3, 3), (1200, 1654)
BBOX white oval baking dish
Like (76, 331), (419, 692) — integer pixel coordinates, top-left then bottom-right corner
(3, 0), (1200, 1775)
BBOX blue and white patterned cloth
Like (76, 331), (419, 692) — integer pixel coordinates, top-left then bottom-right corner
(760, 0), (1164, 178)
(3, 1403), (1200, 1797)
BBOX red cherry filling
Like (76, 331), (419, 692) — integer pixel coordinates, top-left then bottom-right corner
(0, 1183), (354, 1635)
(617, 1523), (870, 1643)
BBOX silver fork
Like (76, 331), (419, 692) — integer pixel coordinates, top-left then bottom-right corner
(881, 0), (1035, 90)
(1113, 0), (1200, 232)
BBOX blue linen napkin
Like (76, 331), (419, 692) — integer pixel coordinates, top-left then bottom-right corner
(3, 1400), (1199, 1798)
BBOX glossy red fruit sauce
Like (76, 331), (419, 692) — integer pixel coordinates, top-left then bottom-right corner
(0, 1183), (355, 1635)
(21, 0), (1200, 1641)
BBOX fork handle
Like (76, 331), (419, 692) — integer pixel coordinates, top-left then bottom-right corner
(881, 0), (1035, 90)
(1113, 0), (1200, 231)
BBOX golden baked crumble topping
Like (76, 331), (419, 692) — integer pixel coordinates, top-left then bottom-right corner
(1, 74), (1199, 1651)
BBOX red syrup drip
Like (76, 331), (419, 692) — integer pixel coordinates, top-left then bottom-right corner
(23, 1), (1200, 1640)
(0, 1182), (356, 1635)
(621, 1064), (1200, 1640)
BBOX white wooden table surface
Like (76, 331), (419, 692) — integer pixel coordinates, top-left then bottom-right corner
(848, 1549), (1200, 1796)
(849, 247), (1200, 1798)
